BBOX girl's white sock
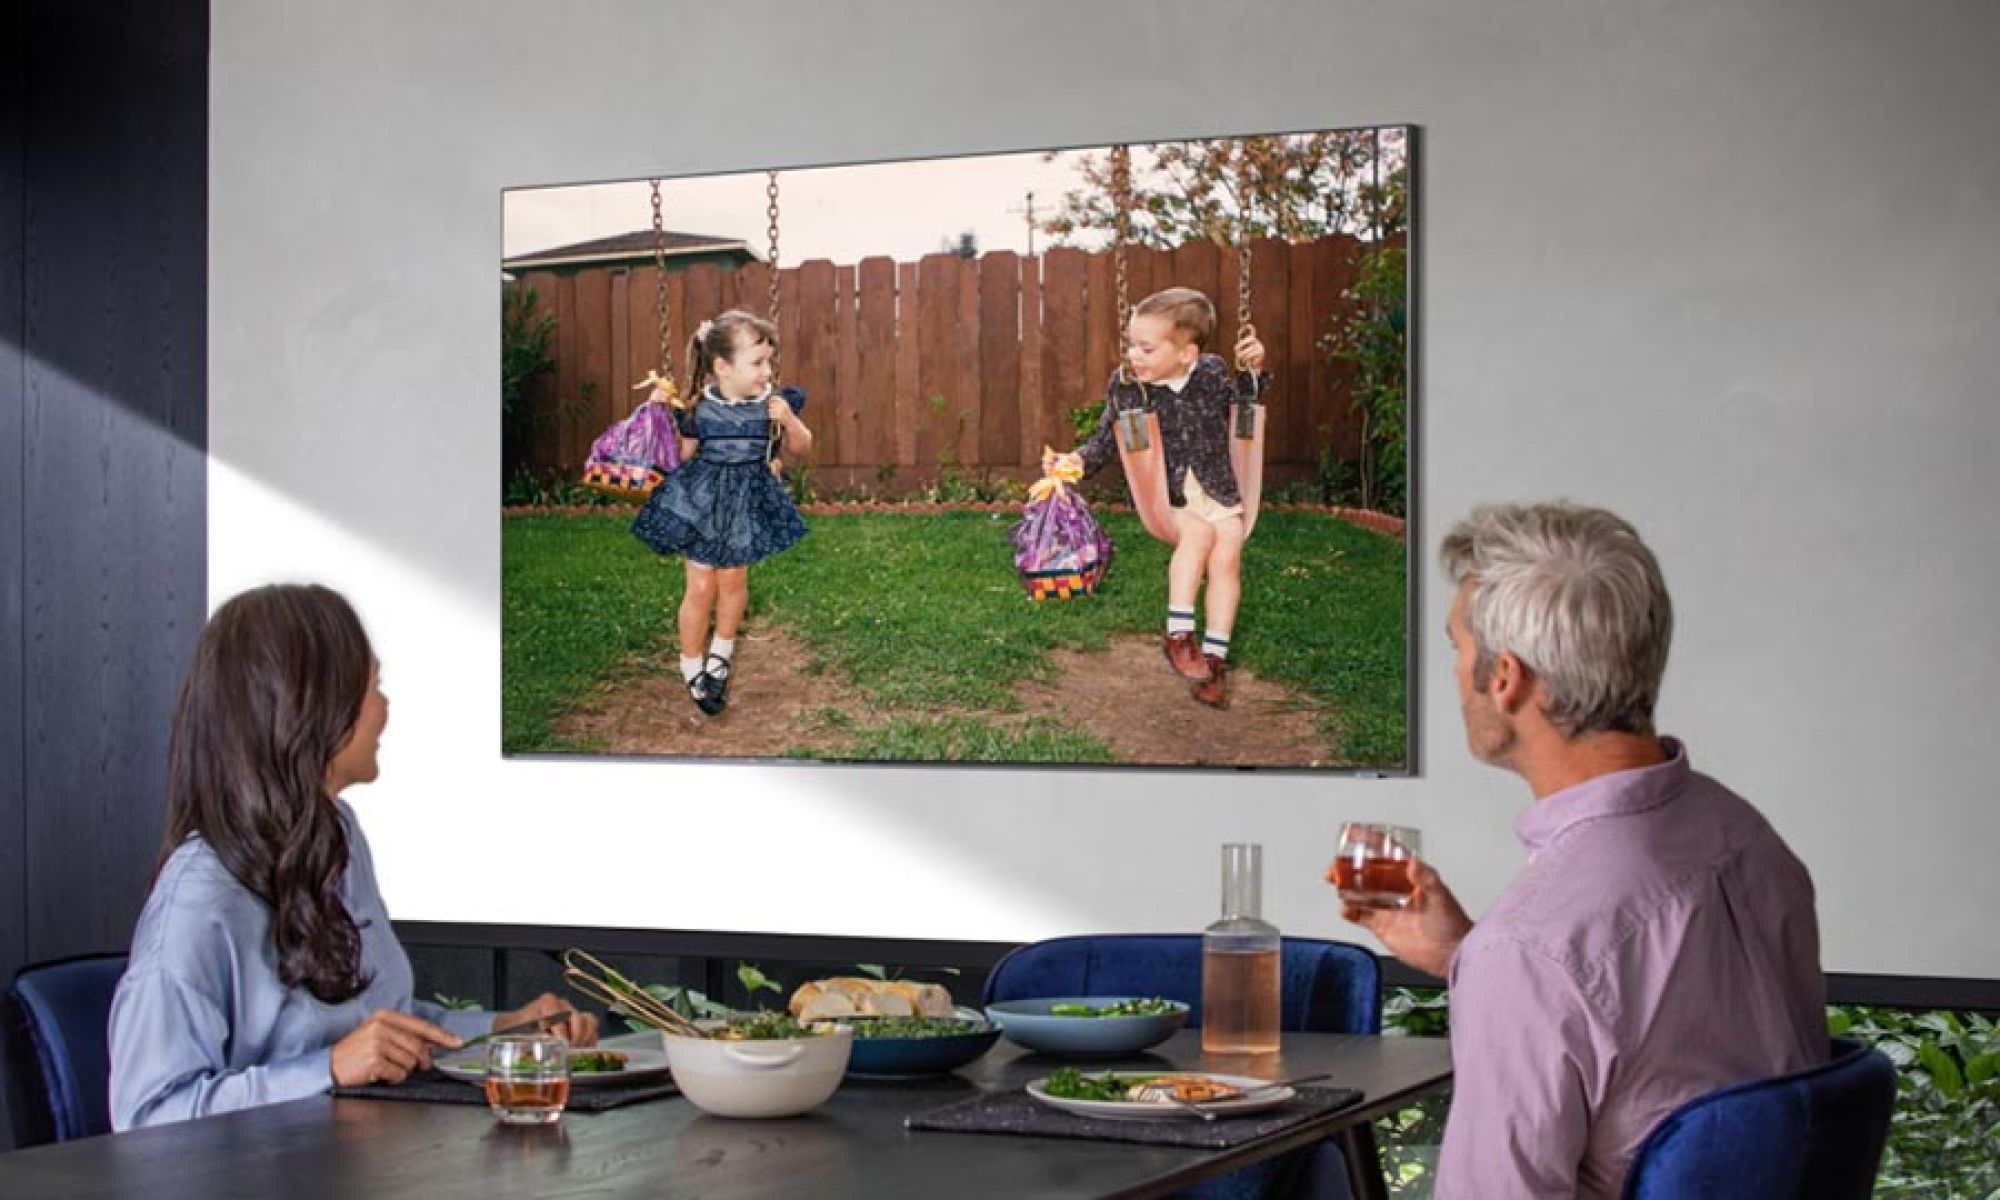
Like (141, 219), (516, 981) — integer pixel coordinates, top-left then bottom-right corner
(709, 636), (736, 664)
(680, 656), (703, 682)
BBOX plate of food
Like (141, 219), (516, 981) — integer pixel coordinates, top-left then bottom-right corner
(433, 1046), (672, 1087)
(1027, 1069), (1295, 1120)
(983, 996), (1190, 1056)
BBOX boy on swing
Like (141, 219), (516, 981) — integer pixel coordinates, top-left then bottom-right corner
(1050, 287), (1267, 708)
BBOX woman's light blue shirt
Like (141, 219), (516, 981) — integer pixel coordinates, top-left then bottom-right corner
(108, 800), (491, 1130)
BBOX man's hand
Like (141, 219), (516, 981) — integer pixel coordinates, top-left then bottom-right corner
(1333, 858), (1473, 979)
(329, 1010), (461, 1086)
(493, 992), (599, 1047)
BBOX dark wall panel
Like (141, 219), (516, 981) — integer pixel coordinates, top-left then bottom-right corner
(2, 0), (30, 1153)
(3, 0), (206, 1152)
(19, 0), (207, 965)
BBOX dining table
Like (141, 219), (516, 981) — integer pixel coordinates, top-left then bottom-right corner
(0, 1030), (1452, 1200)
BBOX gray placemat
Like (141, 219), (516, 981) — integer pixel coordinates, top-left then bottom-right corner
(333, 1071), (680, 1113)
(905, 1085), (1364, 1149)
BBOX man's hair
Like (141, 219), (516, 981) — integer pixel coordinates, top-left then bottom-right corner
(1134, 287), (1215, 349)
(1440, 502), (1672, 738)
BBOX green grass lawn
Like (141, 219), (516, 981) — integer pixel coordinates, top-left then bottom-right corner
(503, 509), (1407, 765)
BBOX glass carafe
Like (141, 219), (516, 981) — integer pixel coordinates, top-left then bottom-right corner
(1201, 843), (1281, 1054)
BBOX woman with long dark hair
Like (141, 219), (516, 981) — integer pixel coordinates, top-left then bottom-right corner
(109, 584), (595, 1129)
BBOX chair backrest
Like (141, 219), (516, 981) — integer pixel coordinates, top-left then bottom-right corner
(4, 954), (128, 1145)
(981, 934), (1381, 1035)
(1622, 1037), (1897, 1200)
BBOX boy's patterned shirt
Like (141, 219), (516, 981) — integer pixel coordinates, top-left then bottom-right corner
(1075, 353), (1268, 507)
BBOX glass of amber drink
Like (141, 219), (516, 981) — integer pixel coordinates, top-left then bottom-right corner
(486, 1035), (570, 1125)
(1329, 823), (1422, 909)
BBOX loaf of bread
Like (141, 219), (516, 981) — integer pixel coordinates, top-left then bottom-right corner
(789, 977), (956, 1021)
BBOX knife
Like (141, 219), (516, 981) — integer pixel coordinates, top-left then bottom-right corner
(447, 1009), (578, 1057)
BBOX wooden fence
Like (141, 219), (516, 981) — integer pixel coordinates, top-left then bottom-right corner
(509, 234), (1391, 492)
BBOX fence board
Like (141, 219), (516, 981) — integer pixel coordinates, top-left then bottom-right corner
(552, 273), (577, 468)
(1040, 247), (1088, 460)
(795, 259), (837, 465)
(895, 261), (919, 467)
(858, 257), (897, 473)
(835, 263), (859, 468)
(574, 268), (614, 450)
(1287, 239), (1319, 472)
(1313, 236), (1359, 467)
(1018, 255), (1044, 463)
(915, 253), (958, 472)
(609, 270), (630, 419)
(953, 256), (981, 470)
(1084, 248), (1116, 406)
(978, 252), (1020, 469)
(627, 265), (661, 402)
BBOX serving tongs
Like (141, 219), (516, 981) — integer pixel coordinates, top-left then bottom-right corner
(561, 948), (709, 1039)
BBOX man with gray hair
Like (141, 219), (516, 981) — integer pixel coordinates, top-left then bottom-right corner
(1344, 502), (1824, 1198)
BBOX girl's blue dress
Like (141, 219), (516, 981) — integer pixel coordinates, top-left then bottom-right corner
(631, 387), (807, 567)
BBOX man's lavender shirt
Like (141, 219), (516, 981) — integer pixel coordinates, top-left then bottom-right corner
(1435, 740), (1824, 1198)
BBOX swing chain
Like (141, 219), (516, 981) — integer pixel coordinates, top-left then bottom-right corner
(649, 179), (674, 385)
(765, 171), (782, 366)
(1235, 147), (1255, 358)
(1111, 144), (1134, 386)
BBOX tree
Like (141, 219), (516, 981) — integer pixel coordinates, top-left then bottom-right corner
(940, 229), (979, 258)
(1038, 130), (1409, 250)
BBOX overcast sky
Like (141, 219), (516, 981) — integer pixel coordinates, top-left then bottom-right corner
(502, 147), (1110, 267)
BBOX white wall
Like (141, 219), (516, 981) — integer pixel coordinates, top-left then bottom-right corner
(209, 0), (2000, 978)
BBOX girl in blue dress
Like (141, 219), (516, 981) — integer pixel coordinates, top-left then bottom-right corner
(632, 310), (812, 715)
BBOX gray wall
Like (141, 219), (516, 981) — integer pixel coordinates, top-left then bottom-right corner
(209, 1), (2000, 980)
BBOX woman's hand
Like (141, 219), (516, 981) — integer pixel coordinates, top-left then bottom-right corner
(329, 1010), (461, 1086)
(1333, 858), (1473, 979)
(494, 992), (599, 1047)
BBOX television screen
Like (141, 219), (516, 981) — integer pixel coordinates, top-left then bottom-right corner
(501, 125), (1413, 772)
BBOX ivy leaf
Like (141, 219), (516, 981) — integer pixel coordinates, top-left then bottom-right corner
(1917, 1042), (1965, 1098)
(737, 963), (781, 996)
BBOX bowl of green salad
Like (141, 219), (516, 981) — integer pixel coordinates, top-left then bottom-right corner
(829, 1008), (1001, 1077)
(982, 996), (1189, 1056)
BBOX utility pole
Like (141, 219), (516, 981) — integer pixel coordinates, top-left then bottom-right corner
(1008, 190), (1039, 256)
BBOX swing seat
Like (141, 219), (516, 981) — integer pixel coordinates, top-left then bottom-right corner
(1114, 402), (1268, 544)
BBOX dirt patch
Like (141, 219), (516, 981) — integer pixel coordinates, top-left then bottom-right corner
(558, 629), (1335, 768)
(553, 628), (861, 759)
(1014, 636), (1334, 768)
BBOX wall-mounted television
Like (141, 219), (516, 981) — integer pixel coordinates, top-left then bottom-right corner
(501, 124), (1414, 772)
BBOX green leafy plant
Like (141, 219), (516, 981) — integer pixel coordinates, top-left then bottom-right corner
(1320, 244), (1408, 517)
(1831, 1006), (2000, 1198)
(502, 282), (559, 482)
(431, 992), (481, 1011)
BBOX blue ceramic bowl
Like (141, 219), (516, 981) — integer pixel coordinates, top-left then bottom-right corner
(983, 997), (1191, 1056)
(841, 1013), (1002, 1077)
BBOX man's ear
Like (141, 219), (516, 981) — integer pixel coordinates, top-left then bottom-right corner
(1488, 650), (1535, 714)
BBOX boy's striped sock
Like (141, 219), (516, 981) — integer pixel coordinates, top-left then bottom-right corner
(1166, 607), (1196, 636)
(1203, 630), (1231, 661)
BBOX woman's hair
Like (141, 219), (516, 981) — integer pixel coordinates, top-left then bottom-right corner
(1440, 502), (1673, 738)
(1134, 287), (1216, 350)
(161, 583), (376, 1004)
(686, 309), (778, 396)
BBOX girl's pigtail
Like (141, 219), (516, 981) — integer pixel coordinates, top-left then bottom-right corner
(685, 331), (709, 399)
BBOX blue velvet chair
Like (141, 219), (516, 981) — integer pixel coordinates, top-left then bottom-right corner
(983, 935), (1382, 1200)
(4, 953), (128, 1145)
(1622, 1037), (1897, 1200)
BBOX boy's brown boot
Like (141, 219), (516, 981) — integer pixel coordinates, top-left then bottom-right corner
(1190, 655), (1230, 708)
(1163, 632), (1211, 680)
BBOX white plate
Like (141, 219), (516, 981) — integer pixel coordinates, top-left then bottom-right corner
(433, 1046), (672, 1088)
(1026, 1072), (1296, 1121)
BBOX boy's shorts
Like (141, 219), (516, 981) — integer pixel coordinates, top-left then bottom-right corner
(1181, 470), (1244, 523)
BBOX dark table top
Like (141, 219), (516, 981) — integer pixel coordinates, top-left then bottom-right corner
(0, 1031), (1451, 1200)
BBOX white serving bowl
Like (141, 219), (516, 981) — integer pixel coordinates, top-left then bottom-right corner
(662, 1022), (853, 1118)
